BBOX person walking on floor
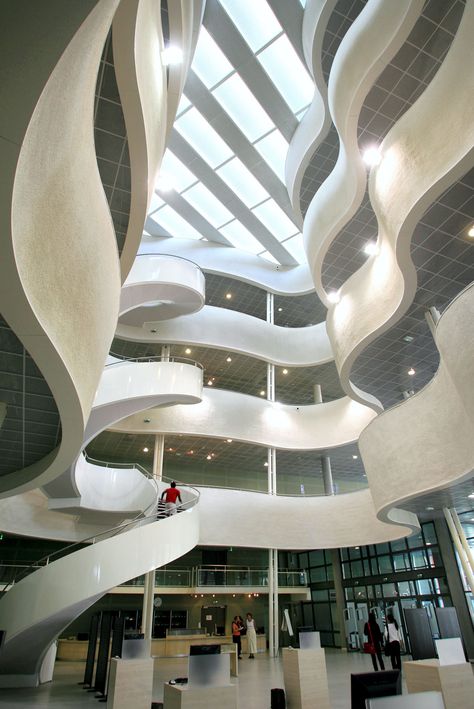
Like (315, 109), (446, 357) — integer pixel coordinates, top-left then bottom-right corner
(232, 615), (244, 659)
(160, 481), (182, 516)
(246, 612), (257, 658)
(385, 613), (402, 670)
(364, 612), (385, 671)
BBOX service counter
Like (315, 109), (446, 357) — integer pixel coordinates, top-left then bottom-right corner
(57, 634), (266, 661)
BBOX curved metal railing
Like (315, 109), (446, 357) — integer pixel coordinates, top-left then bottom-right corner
(135, 252), (202, 271)
(1, 473), (199, 593)
(107, 354), (204, 369)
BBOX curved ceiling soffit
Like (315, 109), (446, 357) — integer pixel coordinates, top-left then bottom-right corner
(138, 239), (316, 294)
(113, 0), (167, 282)
(0, 0), (121, 498)
(110, 388), (377, 451)
(326, 0), (474, 411)
(197, 488), (419, 550)
(302, 0), (424, 306)
(285, 0), (337, 224)
(116, 305), (334, 368)
(359, 282), (474, 524)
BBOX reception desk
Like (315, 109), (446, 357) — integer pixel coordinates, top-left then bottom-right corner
(57, 634), (266, 661)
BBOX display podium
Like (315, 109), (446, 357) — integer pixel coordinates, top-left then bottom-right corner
(163, 651), (236, 709)
(106, 657), (154, 709)
(404, 659), (474, 709)
(282, 647), (330, 709)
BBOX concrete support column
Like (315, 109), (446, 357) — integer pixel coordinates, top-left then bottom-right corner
(434, 517), (474, 658)
(315, 384), (334, 495)
(330, 549), (348, 650)
(153, 434), (164, 482)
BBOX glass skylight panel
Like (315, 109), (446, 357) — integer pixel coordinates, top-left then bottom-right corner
(219, 0), (281, 52)
(182, 183), (234, 228)
(213, 74), (274, 142)
(175, 107), (234, 168)
(217, 157), (269, 207)
(148, 192), (164, 214)
(258, 250), (280, 265)
(253, 199), (298, 241)
(254, 129), (288, 182)
(219, 220), (263, 254)
(191, 26), (234, 89)
(149, 205), (203, 240)
(176, 93), (191, 116)
(257, 35), (314, 113)
(159, 150), (197, 192)
(281, 233), (308, 264)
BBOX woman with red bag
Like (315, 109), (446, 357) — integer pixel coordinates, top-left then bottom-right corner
(363, 612), (385, 671)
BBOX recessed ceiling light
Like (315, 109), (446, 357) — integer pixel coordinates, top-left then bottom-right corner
(226, 356), (232, 363)
(260, 390), (266, 396)
(188, 450), (194, 455)
(206, 454), (212, 460)
(468, 493), (474, 499)
(402, 334), (415, 343)
(327, 290), (340, 304)
(207, 379), (213, 386)
(408, 367), (415, 376)
(282, 368), (288, 375)
(162, 46), (183, 66)
(168, 447), (174, 452)
(264, 461), (268, 467)
(468, 225), (474, 237)
(426, 506), (434, 511)
(363, 241), (378, 256)
(143, 447), (149, 453)
(226, 438), (233, 443)
(362, 145), (382, 167)
(278, 307), (283, 312)
(225, 293), (232, 300)
(352, 455), (358, 460)
(185, 347), (192, 355)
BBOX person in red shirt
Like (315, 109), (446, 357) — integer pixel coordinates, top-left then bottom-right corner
(160, 481), (182, 516)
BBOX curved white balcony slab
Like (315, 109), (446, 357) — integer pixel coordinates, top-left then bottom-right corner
(110, 388), (376, 451)
(0, 1), (121, 497)
(113, 0), (167, 281)
(326, 0), (474, 408)
(197, 487), (418, 550)
(359, 283), (474, 523)
(285, 0), (336, 222)
(47, 456), (157, 524)
(117, 305), (333, 366)
(303, 0), (423, 304)
(120, 254), (205, 326)
(139, 238), (315, 294)
(0, 500), (199, 687)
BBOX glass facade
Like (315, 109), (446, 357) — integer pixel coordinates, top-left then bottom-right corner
(297, 522), (453, 649)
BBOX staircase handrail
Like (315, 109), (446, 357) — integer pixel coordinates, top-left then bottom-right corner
(1, 475), (199, 593)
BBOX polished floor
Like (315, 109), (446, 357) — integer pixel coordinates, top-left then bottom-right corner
(0, 650), (407, 708)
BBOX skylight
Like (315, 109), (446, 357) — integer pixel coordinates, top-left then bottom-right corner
(253, 199), (298, 241)
(258, 250), (280, 265)
(192, 26), (234, 89)
(217, 157), (269, 208)
(254, 130), (289, 182)
(158, 150), (197, 192)
(213, 73), (274, 142)
(219, 0), (282, 52)
(148, 192), (164, 214)
(281, 233), (307, 264)
(257, 35), (314, 113)
(176, 93), (191, 116)
(182, 183), (234, 228)
(220, 220), (264, 254)
(175, 106), (234, 168)
(149, 205), (203, 240)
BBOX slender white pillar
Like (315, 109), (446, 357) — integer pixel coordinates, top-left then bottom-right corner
(266, 292), (278, 655)
(268, 549), (274, 659)
(315, 384), (334, 495)
(443, 508), (474, 594)
(451, 508), (474, 579)
(153, 434), (164, 482)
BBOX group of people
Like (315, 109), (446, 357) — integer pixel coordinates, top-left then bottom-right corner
(232, 613), (257, 659)
(364, 611), (403, 671)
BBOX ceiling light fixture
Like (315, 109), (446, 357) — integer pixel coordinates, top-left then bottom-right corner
(207, 379), (213, 386)
(206, 454), (212, 460)
(468, 493), (474, 499)
(225, 293), (232, 300)
(408, 367), (415, 376)
(426, 506), (434, 511)
(226, 438), (232, 443)
(264, 461), (268, 467)
(364, 241), (378, 256)
(260, 390), (266, 396)
(185, 347), (192, 355)
(352, 455), (358, 460)
(402, 334), (415, 343)
(143, 418), (151, 423)
(362, 145), (382, 167)
(468, 225), (474, 237)
(282, 368), (288, 375)
(327, 290), (340, 304)
(162, 46), (183, 66)
(226, 356), (232, 363)
(278, 307), (283, 312)
(143, 447), (149, 453)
